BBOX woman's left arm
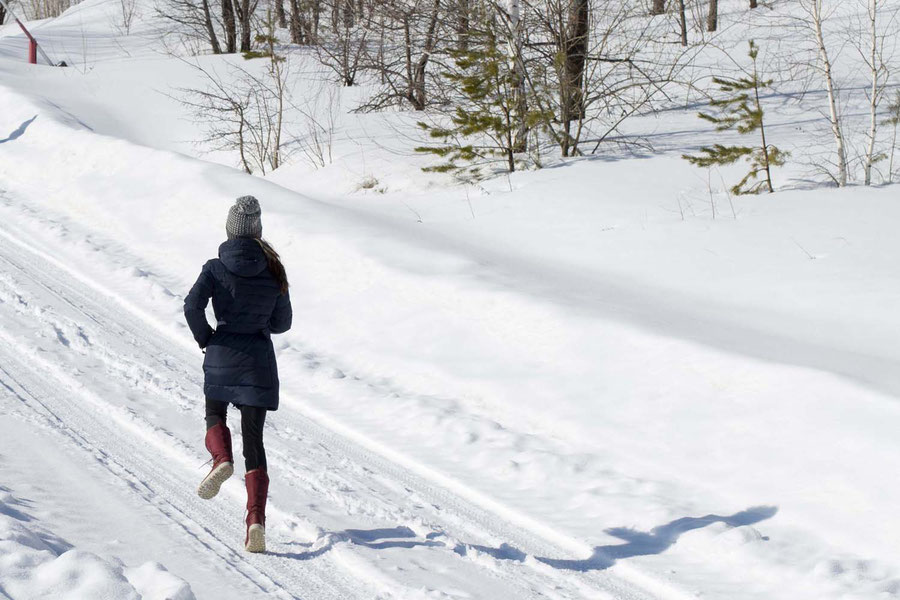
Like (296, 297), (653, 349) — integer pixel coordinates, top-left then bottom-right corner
(269, 290), (292, 334)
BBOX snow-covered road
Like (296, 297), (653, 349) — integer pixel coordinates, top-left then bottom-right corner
(0, 193), (690, 599)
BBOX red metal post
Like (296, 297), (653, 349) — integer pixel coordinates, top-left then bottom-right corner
(15, 19), (37, 64)
(0, 0), (54, 65)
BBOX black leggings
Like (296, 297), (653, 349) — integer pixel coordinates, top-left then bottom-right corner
(205, 399), (267, 472)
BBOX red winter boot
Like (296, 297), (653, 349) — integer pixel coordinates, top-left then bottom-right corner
(244, 468), (269, 553)
(197, 423), (234, 499)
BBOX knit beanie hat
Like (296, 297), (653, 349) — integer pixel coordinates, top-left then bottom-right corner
(226, 195), (263, 240)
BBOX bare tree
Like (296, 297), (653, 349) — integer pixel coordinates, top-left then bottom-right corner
(177, 18), (291, 174)
(1, 1), (8, 24)
(456, 0), (470, 49)
(222, 0), (237, 52)
(358, 0), (445, 109)
(797, 0), (848, 186)
(706, 0), (717, 32)
(530, 0), (590, 155)
(287, 0), (321, 43)
(260, 12), (287, 170)
(118, 0), (138, 33)
(21, 0), (75, 18)
(863, 0), (882, 185)
(234, 0), (259, 51)
(156, 0), (223, 54)
(852, 0), (898, 185)
(203, 0), (224, 52)
(177, 64), (253, 171)
(292, 81), (341, 167)
(497, 0), (528, 151)
(677, 0), (687, 45)
(885, 91), (900, 182)
(526, 0), (695, 157)
(561, 0), (589, 128)
(412, 0), (697, 173)
(288, 0), (303, 42)
(316, 0), (375, 85)
(412, 0), (443, 108)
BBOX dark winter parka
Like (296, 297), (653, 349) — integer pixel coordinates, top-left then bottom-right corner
(184, 238), (292, 410)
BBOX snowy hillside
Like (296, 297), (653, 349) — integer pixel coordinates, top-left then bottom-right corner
(1, 0), (900, 598)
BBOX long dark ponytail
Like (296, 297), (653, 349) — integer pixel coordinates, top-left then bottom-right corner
(257, 239), (289, 295)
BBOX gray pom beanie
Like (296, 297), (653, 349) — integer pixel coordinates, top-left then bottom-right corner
(226, 195), (263, 240)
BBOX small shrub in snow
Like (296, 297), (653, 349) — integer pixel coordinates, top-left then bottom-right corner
(356, 174), (380, 191)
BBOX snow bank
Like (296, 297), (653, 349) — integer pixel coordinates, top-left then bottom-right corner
(2, 73), (899, 598)
(0, 489), (194, 600)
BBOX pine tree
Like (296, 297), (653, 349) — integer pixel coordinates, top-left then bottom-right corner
(684, 41), (787, 195)
(415, 15), (547, 177)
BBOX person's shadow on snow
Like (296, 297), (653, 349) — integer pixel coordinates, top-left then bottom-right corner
(270, 526), (444, 561)
(271, 506), (777, 571)
(535, 505), (778, 571)
(0, 116), (38, 144)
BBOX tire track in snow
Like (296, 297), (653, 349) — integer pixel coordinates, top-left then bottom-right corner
(0, 202), (697, 600)
(0, 221), (596, 599)
(0, 246), (378, 599)
(0, 315), (363, 600)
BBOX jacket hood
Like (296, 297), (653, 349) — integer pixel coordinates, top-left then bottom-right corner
(218, 238), (268, 277)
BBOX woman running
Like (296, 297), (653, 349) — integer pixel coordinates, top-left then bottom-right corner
(183, 195), (292, 553)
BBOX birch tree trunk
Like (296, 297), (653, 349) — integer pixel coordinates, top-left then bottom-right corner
(809, 0), (848, 186)
(864, 0), (879, 185)
(410, 0), (441, 110)
(890, 121), (897, 182)
(271, 51), (285, 170)
(506, 0), (527, 153)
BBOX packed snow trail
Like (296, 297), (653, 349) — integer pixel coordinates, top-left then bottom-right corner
(0, 194), (702, 600)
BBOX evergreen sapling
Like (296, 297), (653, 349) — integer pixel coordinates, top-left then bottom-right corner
(415, 18), (547, 177)
(684, 41), (787, 195)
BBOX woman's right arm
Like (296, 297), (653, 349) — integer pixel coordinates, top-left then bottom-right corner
(184, 262), (215, 349)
